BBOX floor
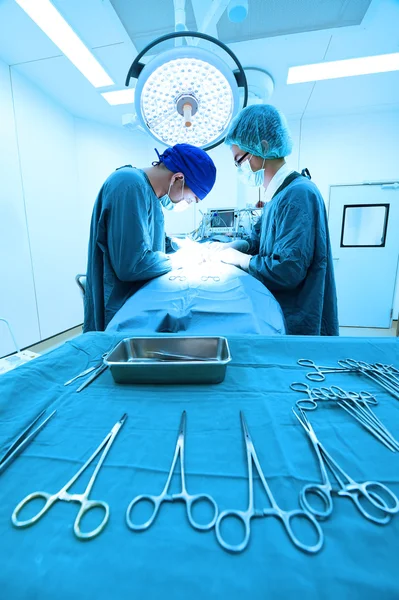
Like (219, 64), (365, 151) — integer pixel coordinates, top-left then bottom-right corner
(25, 322), (398, 356)
(339, 322), (398, 337)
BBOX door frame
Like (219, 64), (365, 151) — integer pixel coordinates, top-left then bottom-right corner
(328, 180), (399, 327)
(327, 180), (399, 213)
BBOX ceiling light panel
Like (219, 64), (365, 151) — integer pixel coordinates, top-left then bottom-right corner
(15, 0), (114, 88)
(287, 53), (399, 84)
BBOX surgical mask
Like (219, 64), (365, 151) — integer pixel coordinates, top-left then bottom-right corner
(238, 156), (265, 187)
(173, 199), (190, 213)
(159, 195), (174, 211)
(160, 178), (189, 212)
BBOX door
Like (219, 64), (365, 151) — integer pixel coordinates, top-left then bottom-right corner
(328, 184), (399, 328)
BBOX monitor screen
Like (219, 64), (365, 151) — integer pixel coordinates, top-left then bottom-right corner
(210, 210), (235, 228)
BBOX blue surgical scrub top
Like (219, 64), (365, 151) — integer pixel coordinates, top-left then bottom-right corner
(248, 176), (339, 336)
(84, 167), (171, 332)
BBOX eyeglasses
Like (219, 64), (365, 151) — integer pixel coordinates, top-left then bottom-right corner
(234, 152), (250, 168)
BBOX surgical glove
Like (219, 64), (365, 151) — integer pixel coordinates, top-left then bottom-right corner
(219, 248), (251, 271)
(224, 240), (250, 252)
(203, 239), (250, 260)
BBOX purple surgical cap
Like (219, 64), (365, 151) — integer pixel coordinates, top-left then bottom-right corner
(155, 144), (216, 200)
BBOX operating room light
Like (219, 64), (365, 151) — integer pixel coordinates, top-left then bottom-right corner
(287, 52), (399, 84)
(102, 89), (135, 105)
(138, 52), (237, 148)
(15, 0), (114, 88)
(125, 31), (247, 150)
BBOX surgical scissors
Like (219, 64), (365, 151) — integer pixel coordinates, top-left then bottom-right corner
(297, 359), (354, 382)
(293, 408), (399, 523)
(201, 275), (221, 282)
(215, 412), (323, 554)
(126, 411), (218, 532)
(169, 274), (186, 281)
(12, 414), (127, 540)
(0, 409), (56, 475)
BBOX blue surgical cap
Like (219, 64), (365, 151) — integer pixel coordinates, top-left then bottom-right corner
(225, 104), (293, 159)
(155, 143), (216, 200)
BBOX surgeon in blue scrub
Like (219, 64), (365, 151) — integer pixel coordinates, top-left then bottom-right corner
(219, 104), (339, 336)
(83, 144), (216, 332)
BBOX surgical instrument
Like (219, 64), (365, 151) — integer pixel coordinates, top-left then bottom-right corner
(201, 275), (221, 282)
(215, 412), (323, 554)
(298, 359), (399, 401)
(12, 414), (127, 540)
(64, 353), (108, 388)
(76, 363), (108, 393)
(144, 351), (217, 362)
(338, 359), (399, 401)
(291, 383), (396, 451)
(0, 409), (56, 475)
(330, 386), (399, 453)
(126, 411), (218, 532)
(293, 408), (399, 523)
(65, 366), (97, 386)
(297, 359), (355, 382)
(290, 382), (377, 412)
(169, 274), (186, 281)
(290, 382), (332, 411)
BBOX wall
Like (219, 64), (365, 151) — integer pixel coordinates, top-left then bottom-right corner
(0, 64), (152, 357)
(296, 109), (399, 318)
(297, 110), (399, 204)
(11, 70), (83, 340)
(0, 58), (40, 357)
(74, 119), (153, 270)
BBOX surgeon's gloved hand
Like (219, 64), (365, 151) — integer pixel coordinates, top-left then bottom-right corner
(219, 248), (252, 271)
(203, 239), (250, 262)
(224, 240), (250, 252)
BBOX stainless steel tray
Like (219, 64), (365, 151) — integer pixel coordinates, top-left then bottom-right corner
(104, 336), (231, 384)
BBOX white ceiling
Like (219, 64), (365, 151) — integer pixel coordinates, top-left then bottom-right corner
(0, 0), (398, 128)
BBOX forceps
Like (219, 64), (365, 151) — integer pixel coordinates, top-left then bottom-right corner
(64, 353), (107, 390)
(339, 359), (399, 400)
(76, 363), (108, 393)
(0, 409), (56, 475)
(330, 385), (399, 452)
(12, 414), (127, 539)
(201, 275), (221, 282)
(169, 274), (186, 281)
(126, 411), (218, 532)
(291, 382), (378, 412)
(293, 408), (399, 523)
(145, 351), (216, 362)
(290, 382), (328, 411)
(215, 412), (323, 554)
(297, 359), (353, 382)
